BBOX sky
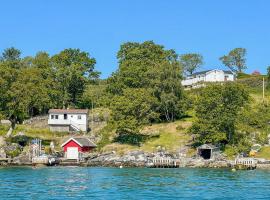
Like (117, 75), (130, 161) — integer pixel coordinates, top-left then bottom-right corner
(1, 0), (270, 78)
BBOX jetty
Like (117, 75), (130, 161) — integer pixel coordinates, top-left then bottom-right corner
(150, 156), (180, 168)
(234, 157), (257, 170)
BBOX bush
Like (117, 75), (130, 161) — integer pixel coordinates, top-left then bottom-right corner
(224, 145), (238, 158)
(176, 125), (185, 131)
(237, 76), (265, 89)
(6, 149), (21, 158)
(115, 131), (149, 146)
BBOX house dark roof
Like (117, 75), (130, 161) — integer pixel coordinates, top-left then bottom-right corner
(61, 137), (97, 147)
(192, 70), (211, 76)
(191, 69), (234, 76)
(49, 109), (89, 114)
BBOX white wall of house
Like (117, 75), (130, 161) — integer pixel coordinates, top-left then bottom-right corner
(48, 113), (88, 132)
(182, 70), (235, 87)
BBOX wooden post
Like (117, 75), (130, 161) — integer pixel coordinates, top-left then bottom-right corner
(92, 100), (94, 135)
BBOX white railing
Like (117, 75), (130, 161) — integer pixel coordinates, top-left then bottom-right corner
(235, 157), (257, 167)
(48, 119), (81, 131)
(48, 119), (71, 125)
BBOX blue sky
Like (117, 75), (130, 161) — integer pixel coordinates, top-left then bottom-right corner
(1, 0), (270, 78)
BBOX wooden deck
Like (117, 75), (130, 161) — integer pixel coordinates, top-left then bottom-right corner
(150, 157), (180, 168)
(234, 157), (257, 170)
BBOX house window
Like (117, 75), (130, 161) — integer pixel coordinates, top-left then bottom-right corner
(77, 115), (81, 120)
(64, 114), (67, 120)
(55, 115), (58, 119)
(51, 115), (54, 119)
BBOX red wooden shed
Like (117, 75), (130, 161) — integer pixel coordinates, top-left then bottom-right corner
(61, 137), (96, 160)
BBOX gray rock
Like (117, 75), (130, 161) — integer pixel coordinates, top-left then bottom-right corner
(0, 148), (6, 158)
(12, 154), (31, 165)
(0, 136), (6, 147)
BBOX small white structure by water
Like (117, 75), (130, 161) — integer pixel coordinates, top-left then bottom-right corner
(182, 69), (235, 88)
(48, 109), (89, 132)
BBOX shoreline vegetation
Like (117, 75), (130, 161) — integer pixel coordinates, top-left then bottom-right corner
(1, 42), (270, 168)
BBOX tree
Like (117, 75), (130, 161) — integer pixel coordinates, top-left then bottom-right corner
(179, 53), (203, 75)
(111, 88), (159, 145)
(190, 83), (249, 145)
(0, 48), (23, 128)
(51, 48), (97, 107)
(80, 83), (107, 108)
(107, 41), (187, 123)
(1, 47), (21, 62)
(2, 66), (52, 128)
(0, 47), (100, 130)
(220, 48), (247, 73)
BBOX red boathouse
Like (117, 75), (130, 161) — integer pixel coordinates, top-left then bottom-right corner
(61, 137), (96, 160)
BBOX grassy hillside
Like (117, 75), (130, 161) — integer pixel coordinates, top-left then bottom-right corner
(2, 73), (270, 159)
(101, 119), (193, 155)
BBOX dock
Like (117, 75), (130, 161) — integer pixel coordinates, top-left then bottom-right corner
(234, 157), (257, 170)
(150, 156), (180, 168)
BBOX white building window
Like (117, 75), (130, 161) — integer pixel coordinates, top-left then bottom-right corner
(55, 115), (58, 119)
(78, 115), (81, 120)
(51, 115), (54, 119)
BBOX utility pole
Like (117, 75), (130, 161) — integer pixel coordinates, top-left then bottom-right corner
(92, 100), (94, 135)
(263, 77), (265, 102)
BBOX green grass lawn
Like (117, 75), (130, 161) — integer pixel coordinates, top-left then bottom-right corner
(255, 146), (270, 160)
(0, 125), (9, 136)
(101, 120), (193, 154)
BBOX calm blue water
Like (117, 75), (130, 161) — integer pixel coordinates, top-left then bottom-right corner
(0, 167), (270, 200)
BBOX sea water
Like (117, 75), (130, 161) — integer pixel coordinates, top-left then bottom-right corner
(0, 167), (270, 200)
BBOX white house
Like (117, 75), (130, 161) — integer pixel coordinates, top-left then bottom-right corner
(181, 69), (235, 88)
(48, 109), (89, 132)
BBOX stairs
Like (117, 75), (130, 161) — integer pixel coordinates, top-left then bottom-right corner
(70, 123), (80, 132)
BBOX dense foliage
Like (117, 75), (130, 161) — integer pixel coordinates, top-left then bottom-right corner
(220, 48), (247, 73)
(180, 53), (203, 75)
(190, 83), (250, 146)
(0, 47), (99, 127)
(1, 43), (267, 154)
(107, 41), (187, 144)
(0, 42), (188, 145)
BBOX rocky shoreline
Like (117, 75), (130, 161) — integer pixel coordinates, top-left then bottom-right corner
(0, 151), (228, 168)
(84, 151), (233, 168)
(0, 150), (239, 169)
(1, 140), (270, 169)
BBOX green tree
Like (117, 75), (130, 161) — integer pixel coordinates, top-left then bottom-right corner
(107, 41), (186, 122)
(220, 48), (247, 73)
(1, 47), (21, 62)
(179, 53), (203, 75)
(0, 48), (23, 128)
(80, 83), (107, 108)
(111, 88), (159, 145)
(52, 48), (97, 107)
(3, 67), (51, 127)
(190, 83), (249, 145)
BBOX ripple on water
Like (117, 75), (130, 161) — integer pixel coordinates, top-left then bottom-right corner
(1, 167), (270, 200)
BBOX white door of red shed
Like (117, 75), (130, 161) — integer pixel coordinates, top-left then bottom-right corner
(66, 147), (79, 160)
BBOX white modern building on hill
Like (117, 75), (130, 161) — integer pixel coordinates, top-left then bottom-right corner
(181, 69), (235, 88)
(48, 109), (89, 132)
